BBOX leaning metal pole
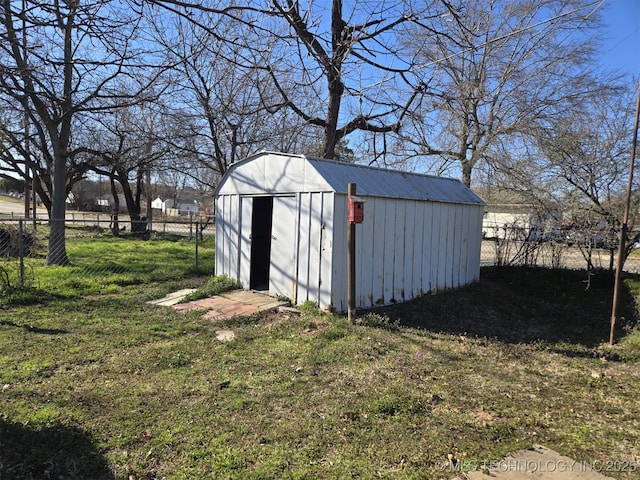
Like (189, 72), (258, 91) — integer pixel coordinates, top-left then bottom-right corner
(610, 80), (640, 345)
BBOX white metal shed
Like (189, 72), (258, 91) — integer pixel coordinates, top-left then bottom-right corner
(215, 151), (485, 312)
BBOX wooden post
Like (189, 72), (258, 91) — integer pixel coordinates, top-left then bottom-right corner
(348, 183), (356, 324)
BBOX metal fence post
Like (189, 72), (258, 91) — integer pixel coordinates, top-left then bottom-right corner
(18, 219), (24, 287)
(195, 221), (199, 271)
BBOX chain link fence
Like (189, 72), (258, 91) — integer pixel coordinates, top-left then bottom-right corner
(4, 215), (640, 293)
(480, 223), (640, 274)
(0, 215), (215, 289)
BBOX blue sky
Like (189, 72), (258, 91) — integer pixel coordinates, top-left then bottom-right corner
(599, 0), (640, 77)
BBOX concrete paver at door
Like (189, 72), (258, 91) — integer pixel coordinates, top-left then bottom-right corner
(148, 289), (288, 321)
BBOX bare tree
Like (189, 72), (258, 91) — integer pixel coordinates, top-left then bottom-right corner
(532, 83), (637, 270)
(0, 0), (163, 264)
(400, 0), (605, 186)
(148, 0), (447, 161)
(256, 0), (440, 160)
(0, 102), (91, 217)
(81, 96), (171, 233)
(149, 6), (320, 187)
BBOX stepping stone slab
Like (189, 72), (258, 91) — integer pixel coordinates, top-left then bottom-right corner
(215, 330), (235, 342)
(148, 289), (197, 307)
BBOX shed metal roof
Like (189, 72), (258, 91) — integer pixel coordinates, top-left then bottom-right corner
(307, 156), (484, 205)
(216, 151), (485, 206)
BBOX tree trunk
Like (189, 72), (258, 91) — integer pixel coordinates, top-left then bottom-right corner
(46, 151), (69, 265)
(322, 0), (344, 160)
(110, 174), (120, 236)
(461, 160), (472, 188)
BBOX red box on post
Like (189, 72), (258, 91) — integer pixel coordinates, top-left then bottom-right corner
(348, 197), (365, 224)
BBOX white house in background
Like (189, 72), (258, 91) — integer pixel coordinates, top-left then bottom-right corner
(215, 151), (485, 312)
(94, 194), (128, 210)
(176, 201), (199, 216)
(152, 197), (199, 216)
(474, 187), (558, 241)
(96, 196), (110, 208)
(151, 197), (174, 213)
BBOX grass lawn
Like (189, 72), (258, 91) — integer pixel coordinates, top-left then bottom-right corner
(1, 235), (639, 479)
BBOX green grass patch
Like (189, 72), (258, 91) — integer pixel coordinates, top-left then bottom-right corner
(0, 260), (639, 478)
(1, 228), (213, 302)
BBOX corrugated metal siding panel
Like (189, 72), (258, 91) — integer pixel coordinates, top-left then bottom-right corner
(413, 201), (425, 296)
(318, 192), (334, 309)
(296, 192), (311, 304)
(307, 193), (322, 302)
(458, 204), (470, 288)
(370, 197), (386, 305)
(357, 196), (376, 307)
(328, 195), (484, 311)
(215, 199), (223, 275)
(469, 205), (484, 282)
(382, 199), (397, 304)
(330, 195), (348, 312)
(215, 194), (240, 282)
(295, 191), (329, 306)
(229, 195), (240, 282)
(420, 202), (432, 295)
(322, 194), (485, 312)
(239, 197), (252, 288)
(436, 205), (448, 290)
(403, 201), (416, 300)
(449, 204), (459, 289)
(393, 200), (407, 302)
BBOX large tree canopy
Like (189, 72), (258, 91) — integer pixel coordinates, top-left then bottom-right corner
(148, 0), (457, 160)
(0, 0), (165, 263)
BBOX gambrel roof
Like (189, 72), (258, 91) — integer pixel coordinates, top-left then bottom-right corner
(216, 151), (485, 206)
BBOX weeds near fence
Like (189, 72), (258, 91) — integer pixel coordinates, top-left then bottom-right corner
(483, 223), (621, 273)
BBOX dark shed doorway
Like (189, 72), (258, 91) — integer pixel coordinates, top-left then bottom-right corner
(249, 196), (273, 290)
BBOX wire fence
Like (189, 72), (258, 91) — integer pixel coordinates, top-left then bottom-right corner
(1, 215), (215, 289)
(480, 225), (640, 274)
(3, 215), (640, 292)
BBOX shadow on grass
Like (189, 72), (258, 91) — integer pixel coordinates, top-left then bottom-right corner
(0, 418), (113, 479)
(0, 320), (68, 335)
(0, 286), (60, 308)
(366, 266), (638, 355)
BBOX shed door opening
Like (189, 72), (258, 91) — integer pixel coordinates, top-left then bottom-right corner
(249, 196), (273, 290)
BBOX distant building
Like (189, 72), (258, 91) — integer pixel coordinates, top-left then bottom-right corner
(474, 187), (560, 240)
(152, 197), (199, 216)
(151, 197), (173, 213)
